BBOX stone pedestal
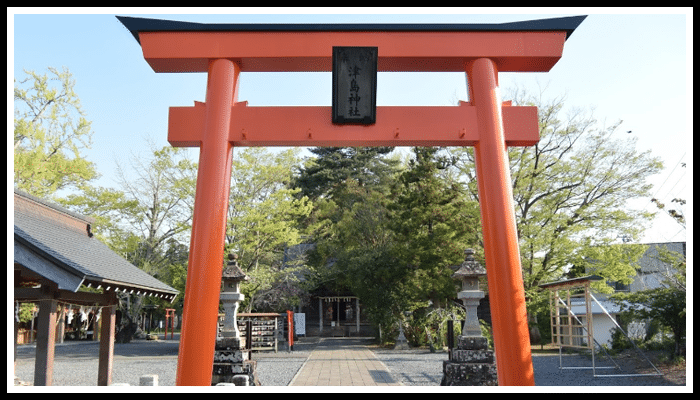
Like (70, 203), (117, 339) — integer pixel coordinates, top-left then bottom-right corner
(441, 336), (497, 386)
(211, 337), (260, 386)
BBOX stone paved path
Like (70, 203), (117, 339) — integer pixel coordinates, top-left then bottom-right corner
(289, 338), (401, 386)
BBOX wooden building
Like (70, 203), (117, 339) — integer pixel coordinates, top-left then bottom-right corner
(13, 189), (179, 385)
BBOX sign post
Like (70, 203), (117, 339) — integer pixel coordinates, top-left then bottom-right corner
(332, 46), (378, 124)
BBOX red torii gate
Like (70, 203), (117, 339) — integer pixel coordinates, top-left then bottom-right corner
(118, 15), (585, 386)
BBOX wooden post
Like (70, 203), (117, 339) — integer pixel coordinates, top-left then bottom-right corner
(98, 293), (117, 386)
(319, 298), (323, 335)
(585, 283), (593, 349)
(34, 286), (57, 386)
(356, 298), (360, 336)
(14, 301), (19, 371)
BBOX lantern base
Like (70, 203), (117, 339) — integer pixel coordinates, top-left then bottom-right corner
(441, 336), (497, 386)
(211, 337), (260, 386)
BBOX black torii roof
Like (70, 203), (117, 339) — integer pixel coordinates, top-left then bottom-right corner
(117, 15), (587, 45)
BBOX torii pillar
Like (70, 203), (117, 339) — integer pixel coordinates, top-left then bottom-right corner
(118, 15), (585, 386)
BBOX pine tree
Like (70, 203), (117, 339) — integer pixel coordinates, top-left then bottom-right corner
(294, 146), (399, 200)
(389, 147), (480, 307)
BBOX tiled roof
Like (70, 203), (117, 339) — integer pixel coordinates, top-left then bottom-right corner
(14, 189), (178, 301)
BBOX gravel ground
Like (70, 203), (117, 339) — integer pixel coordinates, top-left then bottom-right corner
(371, 348), (445, 385)
(253, 337), (319, 386)
(12, 335), (317, 387)
(373, 348), (685, 387)
(13, 336), (685, 388)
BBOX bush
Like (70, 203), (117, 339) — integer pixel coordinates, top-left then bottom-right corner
(402, 304), (465, 349)
(610, 327), (635, 351)
(479, 319), (494, 350)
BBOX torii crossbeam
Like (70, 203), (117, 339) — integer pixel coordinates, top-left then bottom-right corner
(118, 15), (586, 386)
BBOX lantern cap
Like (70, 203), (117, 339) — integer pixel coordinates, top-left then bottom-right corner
(452, 249), (487, 278)
(222, 253), (249, 281)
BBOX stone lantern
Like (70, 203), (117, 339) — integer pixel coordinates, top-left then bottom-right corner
(452, 248), (487, 337)
(441, 248), (497, 386)
(220, 253), (249, 348)
(212, 253), (259, 386)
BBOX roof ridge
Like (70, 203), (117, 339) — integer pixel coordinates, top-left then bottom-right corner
(14, 189), (95, 225)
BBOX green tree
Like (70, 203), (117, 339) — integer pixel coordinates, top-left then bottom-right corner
(225, 148), (313, 312)
(571, 243), (648, 294)
(14, 67), (98, 197)
(307, 148), (481, 343)
(113, 145), (197, 279)
(611, 246), (686, 358)
(294, 146), (404, 339)
(58, 145), (197, 338)
(295, 146), (402, 297)
(58, 185), (139, 244)
(451, 87), (663, 293)
(294, 146), (400, 201)
(389, 147), (480, 308)
(314, 181), (408, 342)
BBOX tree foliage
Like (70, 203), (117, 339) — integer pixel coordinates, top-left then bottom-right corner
(294, 146), (399, 201)
(14, 67), (98, 198)
(58, 145), (196, 317)
(295, 146), (403, 294)
(611, 246), (686, 357)
(651, 196), (686, 229)
(451, 88), (663, 293)
(314, 181), (407, 336)
(225, 148), (313, 312)
(295, 147), (404, 336)
(298, 146), (481, 341)
(569, 243), (648, 294)
(389, 147), (480, 307)
(112, 146), (197, 279)
(58, 185), (139, 243)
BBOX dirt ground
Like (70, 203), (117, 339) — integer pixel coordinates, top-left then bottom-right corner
(612, 349), (686, 385)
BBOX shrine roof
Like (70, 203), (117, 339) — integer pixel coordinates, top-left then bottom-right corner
(14, 189), (179, 301)
(117, 15), (587, 45)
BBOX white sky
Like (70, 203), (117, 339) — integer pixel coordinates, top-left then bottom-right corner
(9, 8), (692, 244)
